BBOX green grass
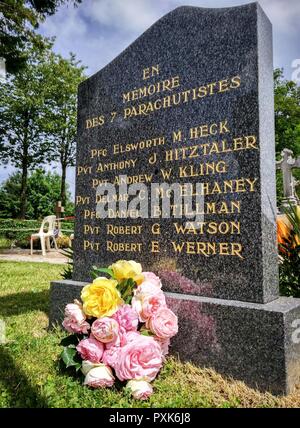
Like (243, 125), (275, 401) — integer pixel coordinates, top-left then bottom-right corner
(0, 260), (300, 408)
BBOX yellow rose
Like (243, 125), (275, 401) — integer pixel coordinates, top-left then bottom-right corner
(81, 277), (122, 318)
(109, 260), (144, 285)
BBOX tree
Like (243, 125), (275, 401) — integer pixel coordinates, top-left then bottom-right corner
(0, 0), (82, 73)
(274, 68), (300, 156)
(0, 169), (74, 219)
(46, 53), (85, 205)
(0, 40), (55, 218)
(274, 69), (300, 201)
(0, 170), (21, 218)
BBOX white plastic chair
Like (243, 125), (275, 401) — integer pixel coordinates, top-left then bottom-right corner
(30, 215), (58, 256)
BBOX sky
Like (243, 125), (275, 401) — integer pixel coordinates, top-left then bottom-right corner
(39, 0), (300, 78)
(1, 0), (300, 197)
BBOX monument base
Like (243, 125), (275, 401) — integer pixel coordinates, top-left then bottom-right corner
(49, 280), (300, 395)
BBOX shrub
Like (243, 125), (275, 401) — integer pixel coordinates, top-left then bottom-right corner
(0, 237), (12, 249)
(278, 205), (300, 297)
(56, 235), (71, 249)
(61, 247), (74, 280)
(0, 170), (75, 219)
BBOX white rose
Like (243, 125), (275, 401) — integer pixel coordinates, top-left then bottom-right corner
(81, 359), (102, 376)
(126, 379), (153, 400)
(84, 364), (115, 388)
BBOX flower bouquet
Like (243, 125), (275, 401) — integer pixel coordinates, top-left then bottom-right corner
(60, 260), (178, 400)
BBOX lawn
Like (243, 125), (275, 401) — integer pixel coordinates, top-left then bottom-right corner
(0, 260), (300, 408)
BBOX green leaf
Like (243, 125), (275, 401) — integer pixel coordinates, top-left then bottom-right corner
(117, 278), (136, 302)
(74, 362), (82, 372)
(91, 267), (115, 279)
(140, 329), (154, 337)
(60, 346), (81, 369)
(125, 296), (133, 305)
(60, 334), (79, 347)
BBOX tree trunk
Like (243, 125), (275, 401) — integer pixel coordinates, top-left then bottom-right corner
(19, 160), (28, 219)
(19, 122), (29, 219)
(60, 162), (67, 208)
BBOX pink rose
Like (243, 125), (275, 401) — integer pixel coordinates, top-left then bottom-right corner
(131, 282), (166, 322)
(141, 272), (162, 288)
(91, 317), (119, 343)
(112, 304), (139, 333)
(83, 364), (115, 388)
(114, 335), (163, 381)
(104, 331), (140, 358)
(62, 302), (90, 334)
(76, 335), (104, 363)
(120, 330), (141, 346)
(154, 336), (170, 356)
(126, 379), (153, 400)
(102, 346), (120, 369)
(147, 307), (178, 339)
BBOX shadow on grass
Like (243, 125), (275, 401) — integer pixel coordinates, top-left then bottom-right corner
(0, 290), (49, 317)
(0, 345), (49, 408)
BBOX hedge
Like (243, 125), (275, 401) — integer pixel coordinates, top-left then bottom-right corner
(0, 218), (74, 242)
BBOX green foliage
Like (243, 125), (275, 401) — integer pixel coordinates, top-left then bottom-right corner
(0, 0), (81, 73)
(285, 205), (300, 237)
(279, 246), (300, 297)
(0, 237), (12, 249)
(0, 171), (22, 218)
(0, 40), (84, 217)
(13, 233), (72, 251)
(27, 170), (74, 218)
(279, 205), (300, 297)
(91, 266), (115, 279)
(0, 218), (44, 242)
(276, 170), (284, 208)
(118, 278), (136, 304)
(274, 68), (300, 200)
(0, 170), (74, 219)
(0, 40), (58, 217)
(45, 53), (85, 206)
(0, 217), (74, 244)
(274, 69), (300, 156)
(60, 247), (73, 280)
(0, 40), (56, 170)
(60, 346), (82, 371)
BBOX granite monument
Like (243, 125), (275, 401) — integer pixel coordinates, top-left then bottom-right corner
(50, 3), (300, 394)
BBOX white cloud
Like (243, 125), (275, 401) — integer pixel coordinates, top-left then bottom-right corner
(39, 0), (300, 76)
(261, 0), (300, 34)
(42, 4), (87, 40)
(83, 0), (159, 33)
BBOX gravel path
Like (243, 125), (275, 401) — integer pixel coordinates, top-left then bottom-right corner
(0, 248), (68, 264)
